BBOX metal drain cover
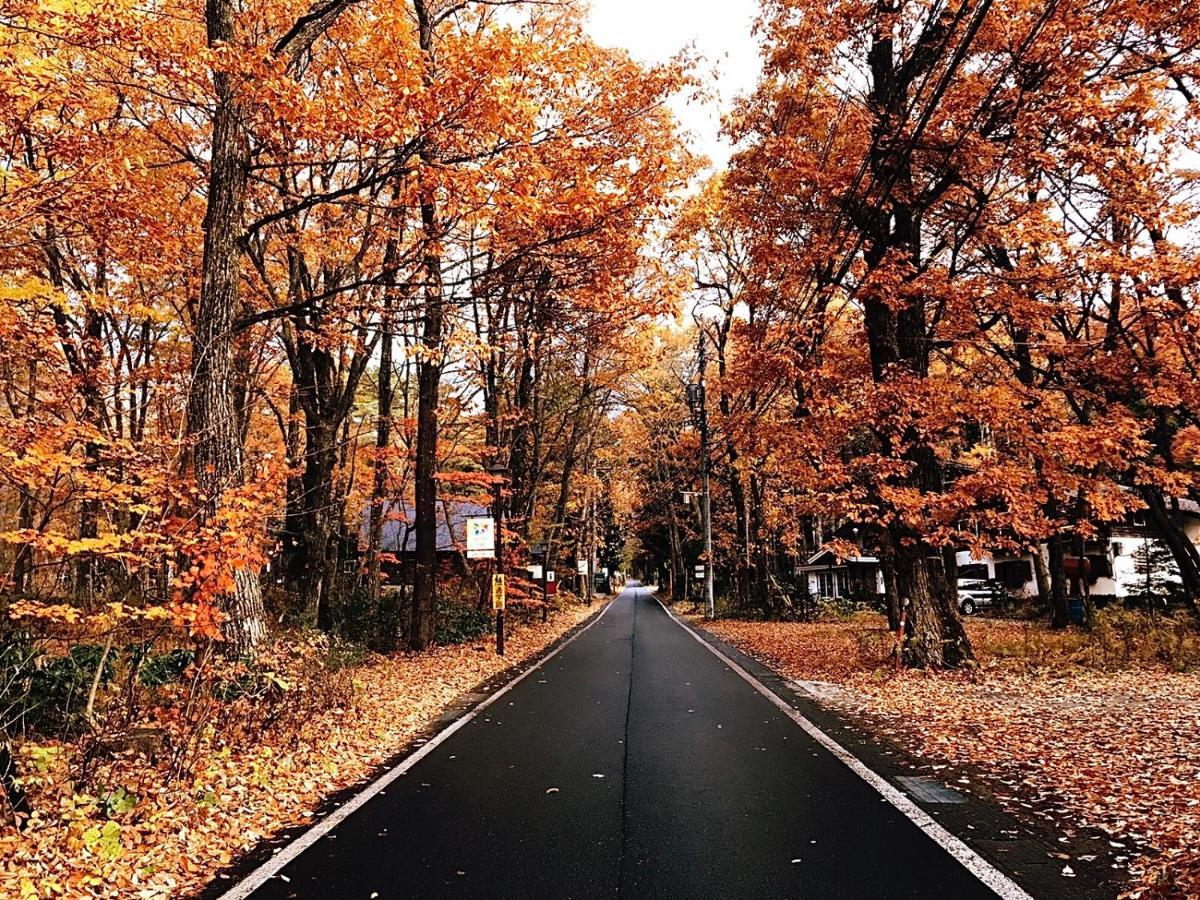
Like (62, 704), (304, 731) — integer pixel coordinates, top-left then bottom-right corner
(895, 776), (965, 804)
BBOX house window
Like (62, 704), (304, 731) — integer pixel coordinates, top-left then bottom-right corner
(816, 569), (848, 598)
(959, 563), (989, 580)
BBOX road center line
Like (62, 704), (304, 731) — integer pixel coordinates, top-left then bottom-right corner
(219, 598), (617, 900)
(654, 597), (1035, 900)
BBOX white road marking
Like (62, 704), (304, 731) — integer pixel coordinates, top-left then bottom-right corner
(219, 598), (618, 900)
(655, 598), (1036, 900)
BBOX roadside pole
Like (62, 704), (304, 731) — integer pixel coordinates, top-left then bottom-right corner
(489, 463), (508, 655)
(586, 460), (595, 606)
(690, 325), (716, 620)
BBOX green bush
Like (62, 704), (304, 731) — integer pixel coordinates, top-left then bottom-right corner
(436, 603), (492, 645)
(136, 647), (195, 687)
(1, 634), (116, 735)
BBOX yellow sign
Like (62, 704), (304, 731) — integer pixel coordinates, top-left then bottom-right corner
(492, 574), (506, 610)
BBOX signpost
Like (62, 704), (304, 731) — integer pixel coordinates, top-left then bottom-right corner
(466, 516), (496, 559)
(487, 462), (509, 656)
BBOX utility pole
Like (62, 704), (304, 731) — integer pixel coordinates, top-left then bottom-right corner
(489, 462), (508, 655)
(688, 325), (715, 620)
(585, 459), (595, 605)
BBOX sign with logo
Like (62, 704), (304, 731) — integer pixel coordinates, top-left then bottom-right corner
(466, 516), (495, 559)
(577, 559), (588, 574)
(546, 570), (555, 583)
(492, 574), (506, 610)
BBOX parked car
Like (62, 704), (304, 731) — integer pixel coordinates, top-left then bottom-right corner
(957, 578), (998, 615)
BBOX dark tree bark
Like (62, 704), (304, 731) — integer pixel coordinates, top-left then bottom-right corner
(1047, 530), (1070, 628)
(368, 277), (398, 649)
(409, 0), (442, 651)
(191, 0), (362, 653)
(191, 0), (266, 654)
(857, 3), (976, 667)
(11, 359), (37, 595)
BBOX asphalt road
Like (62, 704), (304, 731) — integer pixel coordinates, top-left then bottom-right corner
(241, 587), (1008, 899)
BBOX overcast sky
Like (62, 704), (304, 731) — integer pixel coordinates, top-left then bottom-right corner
(584, 0), (762, 171)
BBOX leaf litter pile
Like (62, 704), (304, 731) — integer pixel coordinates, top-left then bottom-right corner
(704, 613), (1200, 898)
(0, 602), (601, 898)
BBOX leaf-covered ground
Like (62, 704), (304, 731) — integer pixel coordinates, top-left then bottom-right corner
(702, 613), (1200, 899)
(1, 601), (603, 899)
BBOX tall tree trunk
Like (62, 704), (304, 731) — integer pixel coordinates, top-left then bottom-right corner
(1032, 544), (1051, 608)
(76, 303), (105, 610)
(856, 9), (974, 667)
(892, 535), (972, 668)
(748, 473), (770, 615)
(12, 359), (37, 595)
(409, 0), (442, 651)
(1047, 528), (1070, 628)
(368, 286), (397, 649)
(189, 0), (265, 654)
(713, 320), (751, 610)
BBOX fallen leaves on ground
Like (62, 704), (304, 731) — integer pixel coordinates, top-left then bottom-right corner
(703, 613), (1200, 899)
(0, 601), (603, 899)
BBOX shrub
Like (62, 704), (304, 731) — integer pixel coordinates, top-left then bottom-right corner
(1, 634), (117, 735)
(436, 603), (492, 644)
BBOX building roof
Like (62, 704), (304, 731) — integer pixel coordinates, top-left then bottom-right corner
(800, 547), (879, 569)
(361, 500), (490, 554)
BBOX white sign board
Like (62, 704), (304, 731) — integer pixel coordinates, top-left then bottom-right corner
(528, 564), (543, 581)
(577, 559), (588, 574)
(466, 516), (496, 559)
(546, 571), (555, 583)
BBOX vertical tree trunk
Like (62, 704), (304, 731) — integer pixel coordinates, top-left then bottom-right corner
(368, 285), (397, 649)
(713, 321), (751, 610)
(748, 473), (770, 615)
(12, 359), (37, 595)
(855, 8), (973, 667)
(1032, 542), (1051, 608)
(190, 0), (266, 654)
(893, 536), (972, 668)
(409, 0), (442, 651)
(76, 303), (105, 610)
(1047, 530), (1070, 628)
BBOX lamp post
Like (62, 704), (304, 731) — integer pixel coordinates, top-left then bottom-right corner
(687, 328), (715, 621)
(488, 462), (509, 655)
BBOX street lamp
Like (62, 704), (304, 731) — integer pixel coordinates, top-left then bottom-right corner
(688, 329), (715, 621)
(487, 462), (509, 655)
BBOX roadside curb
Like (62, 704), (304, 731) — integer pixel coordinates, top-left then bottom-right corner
(655, 598), (1122, 900)
(197, 598), (615, 899)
